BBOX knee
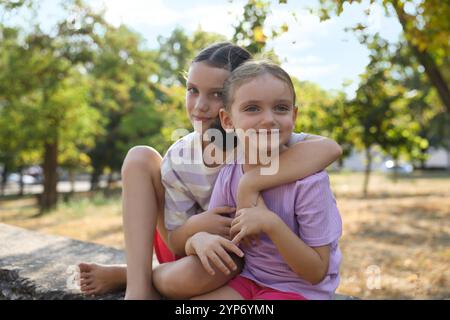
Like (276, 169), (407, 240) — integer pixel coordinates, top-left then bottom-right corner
(121, 146), (161, 176)
(153, 263), (188, 299)
(153, 258), (208, 299)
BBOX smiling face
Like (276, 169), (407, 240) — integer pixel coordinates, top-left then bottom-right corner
(185, 62), (231, 134)
(220, 73), (297, 157)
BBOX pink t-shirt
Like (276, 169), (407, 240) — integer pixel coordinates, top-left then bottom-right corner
(208, 165), (343, 300)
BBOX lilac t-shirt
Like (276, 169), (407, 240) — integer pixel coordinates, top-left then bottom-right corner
(208, 165), (343, 300)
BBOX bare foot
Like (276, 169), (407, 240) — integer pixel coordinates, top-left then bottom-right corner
(78, 263), (126, 296)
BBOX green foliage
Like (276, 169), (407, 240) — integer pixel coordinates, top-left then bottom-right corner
(232, 0), (287, 56)
(87, 24), (164, 175)
(312, 0), (450, 114)
(156, 27), (226, 86)
(1, 0), (448, 204)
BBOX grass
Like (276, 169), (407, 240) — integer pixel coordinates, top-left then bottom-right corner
(1, 171), (449, 299)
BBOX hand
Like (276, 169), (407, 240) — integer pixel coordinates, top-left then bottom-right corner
(186, 232), (244, 276)
(191, 206), (236, 239)
(230, 195), (277, 245)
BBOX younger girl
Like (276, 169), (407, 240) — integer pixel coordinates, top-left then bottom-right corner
(79, 43), (342, 299)
(188, 60), (343, 300)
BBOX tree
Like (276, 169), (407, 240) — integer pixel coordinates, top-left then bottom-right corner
(349, 37), (426, 195)
(293, 79), (355, 167)
(390, 40), (447, 168)
(156, 27), (226, 86)
(0, 0), (106, 211)
(312, 0), (450, 115)
(232, 0), (287, 56)
(87, 24), (164, 190)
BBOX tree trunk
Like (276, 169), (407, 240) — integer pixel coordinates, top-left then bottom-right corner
(107, 171), (114, 189)
(363, 147), (372, 197)
(40, 141), (58, 213)
(392, 1), (450, 115)
(19, 167), (24, 196)
(419, 158), (426, 170)
(90, 166), (102, 191)
(1, 163), (8, 196)
(69, 169), (76, 194)
(338, 157), (344, 169)
(392, 158), (399, 183)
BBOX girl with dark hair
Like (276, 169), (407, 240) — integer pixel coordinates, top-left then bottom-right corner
(77, 43), (342, 300)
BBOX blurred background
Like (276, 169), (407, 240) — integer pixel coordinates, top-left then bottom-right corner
(0, 0), (449, 299)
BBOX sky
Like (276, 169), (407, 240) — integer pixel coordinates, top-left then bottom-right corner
(15, 0), (403, 98)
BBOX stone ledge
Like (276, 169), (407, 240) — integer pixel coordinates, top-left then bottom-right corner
(0, 223), (125, 300)
(0, 223), (356, 300)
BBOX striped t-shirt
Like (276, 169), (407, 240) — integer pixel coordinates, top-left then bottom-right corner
(161, 131), (309, 231)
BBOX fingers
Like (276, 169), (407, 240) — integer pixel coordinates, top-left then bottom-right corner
(234, 209), (243, 218)
(230, 222), (241, 239)
(198, 254), (216, 276)
(230, 215), (241, 228)
(220, 227), (231, 240)
(219, 216), (234, 226)
(232, 227), (247, 245)
(220, 238), (244, 258)
(215, 246), (237, 273)
(207, 252), (231, 275)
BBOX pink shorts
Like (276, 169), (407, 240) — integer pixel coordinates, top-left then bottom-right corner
(228, 275), (307, 300)
(154, 230), (181, 263)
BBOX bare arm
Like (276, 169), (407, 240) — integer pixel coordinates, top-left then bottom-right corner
(167, 206), (235, 256)
(167, 217), (199, 257)
(230, 204), (330, 285)
(237, 136), (341, 208)
(266, 215), (330, 285)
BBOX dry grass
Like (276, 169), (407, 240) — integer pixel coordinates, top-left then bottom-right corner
(1, 171), (449, 299)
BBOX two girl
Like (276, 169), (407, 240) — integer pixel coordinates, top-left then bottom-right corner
(188, 60), (342, 300)
(78, 43), (342, 299)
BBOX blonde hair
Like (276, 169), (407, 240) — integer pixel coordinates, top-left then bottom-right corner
(222, 60), (296, 111)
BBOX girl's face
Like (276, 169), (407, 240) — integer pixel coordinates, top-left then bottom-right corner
(220, 73), (297, 154)
(186, 62), (230, 134)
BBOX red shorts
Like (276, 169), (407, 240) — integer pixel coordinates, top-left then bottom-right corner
(228, 275), (307, 300)
(154, 230), (179, 263)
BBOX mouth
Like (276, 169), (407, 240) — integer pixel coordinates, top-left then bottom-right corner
(192, 116), (212, 122)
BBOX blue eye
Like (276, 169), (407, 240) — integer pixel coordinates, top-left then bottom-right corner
(244, 105), (259, 112)
(274, 105), (290, 112)
(187, 87), (198, 94)
(212, 91), (223, 98)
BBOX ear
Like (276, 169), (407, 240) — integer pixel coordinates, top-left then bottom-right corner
(219, 108), (234, 132)
(292, 106), (298, 122)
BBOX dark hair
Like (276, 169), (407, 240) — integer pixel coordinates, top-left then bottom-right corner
(193, 42), (252, 72)
(192, 42), (252, 150)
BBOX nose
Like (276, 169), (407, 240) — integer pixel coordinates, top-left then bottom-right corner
(194, 95), (209, 113)
(259, 110), (277, 129)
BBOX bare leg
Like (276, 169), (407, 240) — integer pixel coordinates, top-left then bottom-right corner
(121, 146), (166, 300)
(78, 146), (168, 298)
(153, 254), (243, 299)
(191, 286), (244, 300)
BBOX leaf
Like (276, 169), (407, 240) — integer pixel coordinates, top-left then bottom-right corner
(253, 26), (266, 43)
